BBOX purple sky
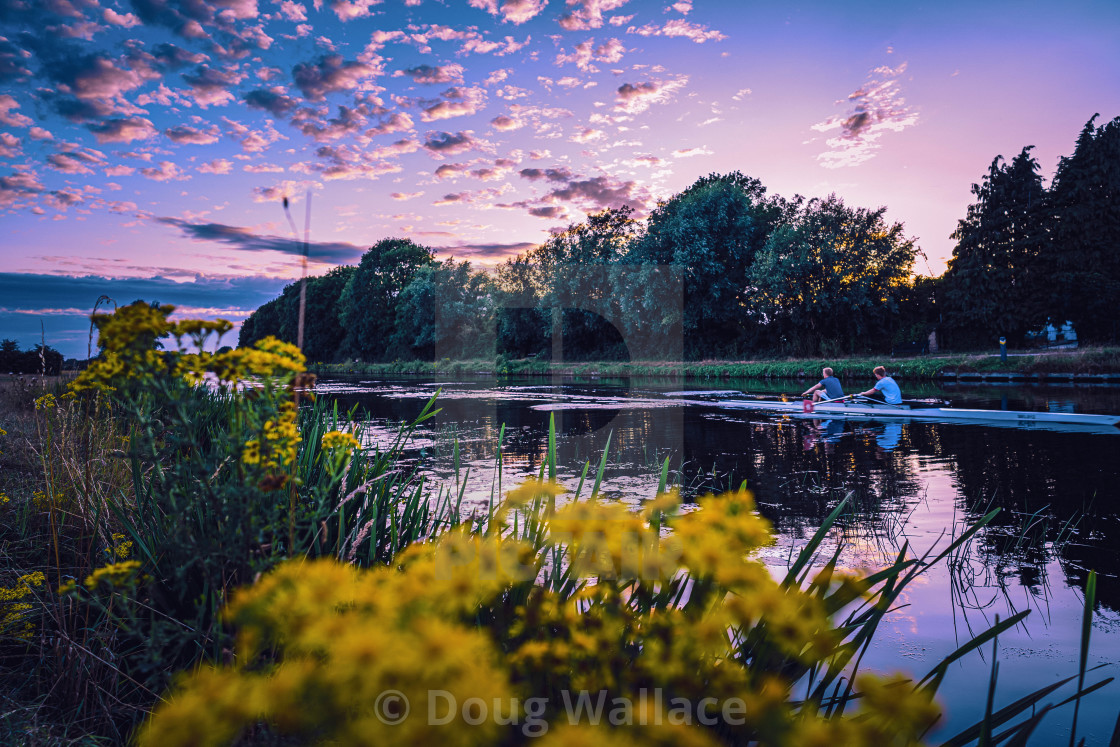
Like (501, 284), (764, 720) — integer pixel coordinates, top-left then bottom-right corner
(2, 0), (1118, 356)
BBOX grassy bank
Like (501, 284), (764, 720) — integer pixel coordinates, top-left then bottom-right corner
(311, 347), (1120, 381)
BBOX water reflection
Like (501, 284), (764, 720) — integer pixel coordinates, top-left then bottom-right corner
(317, 375), (1120, 740)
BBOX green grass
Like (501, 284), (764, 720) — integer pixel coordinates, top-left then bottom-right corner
(310, 347), (1120, 381)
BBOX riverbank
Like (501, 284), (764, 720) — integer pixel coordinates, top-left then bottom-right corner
(310, 347), (1120, 382)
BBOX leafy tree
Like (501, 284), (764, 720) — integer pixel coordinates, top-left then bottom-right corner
(392, 260), (496, 360)
(338, 238), (434, 361)
(747, 195), (917, 355)
(1048, 114), (1120, 342)
(941, 147), (1049, 347)
(494, 255), (550, 359)
(528, 207), (639, 361)
(627, 172), (784, 357)
(239, 267), (355, 362)
(238, 297), (283, 348)
(892, 274), (943, 350)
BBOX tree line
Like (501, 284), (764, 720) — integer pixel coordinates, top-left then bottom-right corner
(239, 114), (1119, 361)
(1, 340), (64, 375)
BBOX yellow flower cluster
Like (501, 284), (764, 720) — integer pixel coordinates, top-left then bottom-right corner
(34, 393), (56, 410)
(243, 401), (300, 473)
(71, 302), (176, 392)
(141, 486), (941, 745)
(85, 560), (142, 589)
(138, 546), (523, 747)
(208, 337), (306, 385)
(320, 430), (361, 455)
(0, 572), (45, 640)
(109, 532), (134, 559)
(69, 303), (302, 393)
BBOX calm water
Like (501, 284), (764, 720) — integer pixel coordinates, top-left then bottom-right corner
(317, 375), (1120, 743)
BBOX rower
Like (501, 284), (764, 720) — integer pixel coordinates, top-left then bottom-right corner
(802, 367), (844, 403)
(857, 366), (903, 405)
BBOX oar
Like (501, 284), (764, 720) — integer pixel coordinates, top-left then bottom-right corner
(801, 391), (872, 413)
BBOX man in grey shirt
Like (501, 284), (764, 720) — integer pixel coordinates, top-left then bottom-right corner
(802, 367), (844, 402)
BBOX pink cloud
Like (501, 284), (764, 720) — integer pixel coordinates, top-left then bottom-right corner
(327, 0), (382, 21)
(200, 158), (234, 174)
(46, 147), (107, 174)
(278, 0), (307, 21)
(628, 18), (726, 43)
(556, 37), (625, 72)
(423, 130), (481, 157)
(103, 8), (141, 26)
(468, 0), (547, 24)
(559, 0), (630, 30)
(293, 54), (382, 101)
(420, 87), (487, 122)
(434, 162), (472, 179)
(165, 124), (222, 144)
(87, 117), (158, 144)
(613, 75), (688, 113)
(363, 112), (414, 138)
(671, 146), (712, 157)
(0, 95), (33, 128)
(0, 169), (45, 208)
(491, 114), (524, 131)
(811, 62), (918, 168)
(140, 161), (186, 181)
(0, 132), (20, 158)
(395, 64), (465, 85)
(243, 163), (286, 173)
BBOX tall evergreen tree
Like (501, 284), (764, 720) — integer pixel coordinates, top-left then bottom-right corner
(1049, 114), (1120, 342)
(941, 147), (1049, 347)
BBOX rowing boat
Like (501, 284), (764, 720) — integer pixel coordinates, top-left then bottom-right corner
(707, 396), (1120, 434)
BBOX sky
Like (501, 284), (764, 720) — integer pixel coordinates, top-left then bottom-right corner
(2, 0), (1119, 357)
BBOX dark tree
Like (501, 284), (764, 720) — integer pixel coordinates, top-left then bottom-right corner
(941, 147), (1049, 347)
(747, 195), (918, 355)
(392, 259), (495, 360)
(338, 238), (434, 361)
(1048, 114), (1120, 342)
(627, 172), (784, 357)
(494, 255), (550, 359)
(528, 207), (639, 361)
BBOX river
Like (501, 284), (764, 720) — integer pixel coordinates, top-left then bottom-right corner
(316, 375), (1120, 743)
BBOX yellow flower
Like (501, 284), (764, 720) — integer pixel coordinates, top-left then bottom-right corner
(503, 479), (567, 509)
(85, 560), (142, 588)
(34, 393), (56, 410)
(208, 336), (306, 385)
(109, 533), (134, 559)
(320, 430), (360, 454)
